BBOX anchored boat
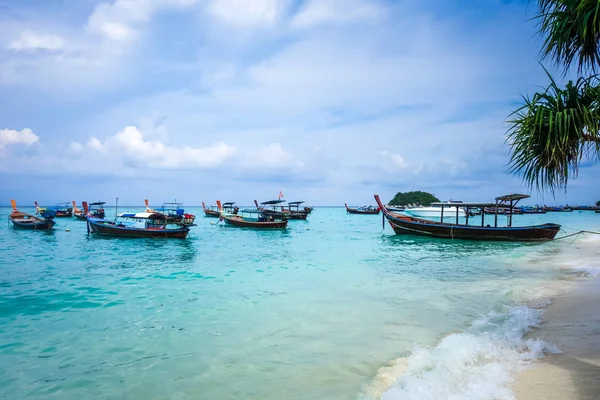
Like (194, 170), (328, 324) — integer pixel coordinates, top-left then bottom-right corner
(9, 200), (56, 230)
(374, 194), (560, 242)
(345, 204), (380, 215)
(84, 202), (189, 238)
(216, 201), (288, 229)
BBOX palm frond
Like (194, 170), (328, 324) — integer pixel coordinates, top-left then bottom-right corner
(506, 70), (600, 192)
(536, 0), (600, 74)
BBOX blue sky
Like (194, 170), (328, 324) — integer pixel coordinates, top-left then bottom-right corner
(0, 0), (598, 206)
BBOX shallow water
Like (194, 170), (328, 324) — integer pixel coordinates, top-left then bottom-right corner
(1, 207), (599, 399)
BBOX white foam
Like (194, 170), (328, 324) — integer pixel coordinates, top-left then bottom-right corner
(377, 306), (559, 400)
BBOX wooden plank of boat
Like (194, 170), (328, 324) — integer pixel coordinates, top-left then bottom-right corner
(345, 203), (380, 215)
(374, 194), (560, 242)
(9, 200), (56, 230)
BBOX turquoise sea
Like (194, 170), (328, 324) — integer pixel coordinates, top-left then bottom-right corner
(1, 206), (599, 400)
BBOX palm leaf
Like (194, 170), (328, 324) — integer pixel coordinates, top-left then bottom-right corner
(506, 69), (600, 192)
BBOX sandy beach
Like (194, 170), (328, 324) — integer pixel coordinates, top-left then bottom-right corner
(514, 276), (600, 400)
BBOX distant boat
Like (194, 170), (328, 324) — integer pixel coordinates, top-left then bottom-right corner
(9, 200), (56, 230)
(203, 201), (238, 218)
(386, 205), (405, 212)
(596, 210), (600, 214)
(405, 205), (466, 218)
(36, 201), (72, 218)
(217, 201), (288, 229)
(84, 202), (189, 238)
(255, 200), (309, 220)
(375, 194), (561, 242)
(145, 199), (195, 226)
(345, 204), (380, 215)
(73, 201), (106, 220)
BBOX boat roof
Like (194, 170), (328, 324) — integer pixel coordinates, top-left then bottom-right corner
(160, 202), (182, 207)
(287, 201), (304, 205)
(239, 208), (261, 213)
(495, 193), (530, 202)
(222, 202), (236, 206)
(89, 202), (105, 206)
(118, 212), (166, 220)
(261, 200), (286, 205)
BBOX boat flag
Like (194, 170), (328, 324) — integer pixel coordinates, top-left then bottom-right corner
(278, 191), (284, 199)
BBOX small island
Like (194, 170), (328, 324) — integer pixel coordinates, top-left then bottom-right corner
(389, 191), (440, 206)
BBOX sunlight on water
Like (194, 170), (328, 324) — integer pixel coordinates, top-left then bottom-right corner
(0, 207), (599, 399)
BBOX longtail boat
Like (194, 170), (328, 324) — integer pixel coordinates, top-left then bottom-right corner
(36, 202), (72, 217)
(596, 210), (600, 214)
(72, 201), (85, 220)
(84, 202), (189, 238)
(9, 200), (56, 230)
(203, 201), (238, 217)
(145, 199), (195, 226)
(216, 201), (287, 229)
(254, 200), (309, 220)
(289, 201), (313, 214)
(374, 194), (560, 242)
(345, 203), (380, 215)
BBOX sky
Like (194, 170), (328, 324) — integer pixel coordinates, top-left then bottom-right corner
(0, 0), (598, 207)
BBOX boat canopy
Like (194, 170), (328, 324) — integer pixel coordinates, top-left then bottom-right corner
(159, 202), (183, 208)
(222, 202), (236, 206)
(89, 202), (105, 206)
(287, 201), (305, 205)
(239, 208), (261, 213)
(261, 200), (286, 205)
(495, 194), (530, 202)
(118, 212), (167, 220)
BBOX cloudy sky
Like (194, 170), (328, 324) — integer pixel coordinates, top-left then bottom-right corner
(1, 0), (598, 206)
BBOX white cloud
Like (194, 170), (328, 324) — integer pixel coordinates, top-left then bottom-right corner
(0, 128), (39, 149)
(86, 0), (200, 41)
(69, 141), (83, 153)
(290, 0), (385, 29)
(379, 151), (409, 170)
(207, 0), (288, 28)
(7, 31), (64, 52)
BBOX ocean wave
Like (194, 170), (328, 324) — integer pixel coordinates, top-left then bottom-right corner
(364, 306), (559, 400)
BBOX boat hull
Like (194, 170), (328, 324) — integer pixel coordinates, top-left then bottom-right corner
(87, 218), (189, 238)
(204, 209), (220, 218)
(222, 215), (288, 229)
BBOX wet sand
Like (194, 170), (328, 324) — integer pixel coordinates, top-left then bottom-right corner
(514, 277), (600, 400)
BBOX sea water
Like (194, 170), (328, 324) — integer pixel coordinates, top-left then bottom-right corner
(0, 207), (599, 400)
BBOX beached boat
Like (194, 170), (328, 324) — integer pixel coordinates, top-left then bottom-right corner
(404, 205), (466, 218)
(84, 202), (189, 238)
(375, 194), (560, 242)
(255, 200), (309, 220)
(9, 200), (56, 230)
(345, 204), (380, 214)
(145, 200), (195, 225)
(217, 201), (287, 229)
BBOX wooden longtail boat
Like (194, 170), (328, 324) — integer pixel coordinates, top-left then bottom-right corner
(9, 200), (56, 230)
(374, 194), (560, 242)
(345, 203), (380, 215)
(254, 200), (309, 220)
(72, 201), (86, 220)
(73, 201), (106, 220)
(145, 199), (195, 225)
(36, 202), (73, 217)
(84, 202), (189, 238)
(217, 201), (288, 229)
(203, 201), (238, 217)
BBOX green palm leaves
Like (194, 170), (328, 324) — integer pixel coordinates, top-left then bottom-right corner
(507, 72), (600, 191)
(538, 0), (600, 74)
(507, 0), (600, 191)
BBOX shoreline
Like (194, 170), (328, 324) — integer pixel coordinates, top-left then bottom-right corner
(514, 275), (600, 400)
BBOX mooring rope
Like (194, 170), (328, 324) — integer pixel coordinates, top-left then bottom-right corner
(554, 229), (600, 241)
